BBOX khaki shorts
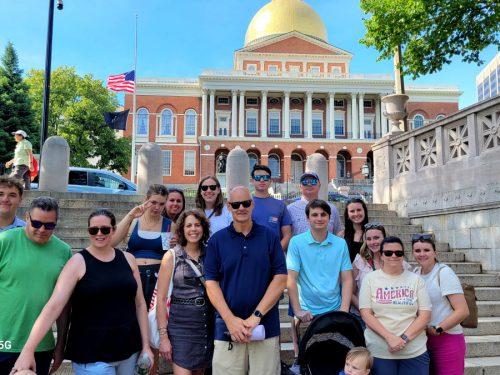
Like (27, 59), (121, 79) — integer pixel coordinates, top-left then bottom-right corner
(212, 336), (280, 375)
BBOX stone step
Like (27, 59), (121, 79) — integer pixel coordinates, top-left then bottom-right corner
(408, 262), (482, 274)
(334, 203), (389, 211)
(458, 274), (500, 287)
(475, 287), (500, 301)
(407, 251), (465, 262)
(466, 335), (500, 358)
(361, 216), (412, 225)
(465, 356), (500, 375)
(477, 301), (500, 317)
(464, 317), (500, 336)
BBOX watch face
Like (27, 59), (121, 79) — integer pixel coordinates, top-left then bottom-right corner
(436, 327), (444, 333)
(254, 310), (263, 318)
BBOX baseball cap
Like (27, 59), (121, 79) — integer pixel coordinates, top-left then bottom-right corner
(12, 130), (28, 138)
(300, 172), (319, 181)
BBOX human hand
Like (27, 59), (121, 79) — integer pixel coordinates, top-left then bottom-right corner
(386, 334), (406, 353)
(127, 200), (153, 220)
(243, 314), (261, 333)
(140, 347), (155, 366)
(169, 235), (178, 248)
(48, 344), (64, 374)
(336, 229), (345, 238)
(5, 161), (12, 168)
(226, 316), (251, 343)
(159, 335), (173, 362)
(10, 351), (36, 375)
(295, 310), (313, 323)
(426, 326), (441, 337)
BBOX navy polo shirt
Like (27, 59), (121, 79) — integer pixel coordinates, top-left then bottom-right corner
(205, 221), (287, 341)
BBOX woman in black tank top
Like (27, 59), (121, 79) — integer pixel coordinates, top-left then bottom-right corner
(12, 209), (153, 375)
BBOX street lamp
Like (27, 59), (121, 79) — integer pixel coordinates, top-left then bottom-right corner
(39, 0), (63, 162)
(361, 163), (370, 179)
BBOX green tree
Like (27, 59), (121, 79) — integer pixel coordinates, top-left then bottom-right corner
(360, 0), (500, 79)
(0, 42), (37, 163)
(25, 66), (131, 174)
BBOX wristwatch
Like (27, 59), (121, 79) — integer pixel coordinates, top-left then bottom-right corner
(434, 326), (444, 334)
(253, 310), (264, 318)
(400, 334), (410, 344)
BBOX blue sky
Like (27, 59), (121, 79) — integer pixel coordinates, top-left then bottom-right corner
(1, 0), (497, 108)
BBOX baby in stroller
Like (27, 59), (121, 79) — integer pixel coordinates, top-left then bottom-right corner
(340, 347), (373, 375)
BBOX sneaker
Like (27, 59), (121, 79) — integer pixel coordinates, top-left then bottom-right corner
(289, 358), (301, 375)
(281, 361), (296, 375)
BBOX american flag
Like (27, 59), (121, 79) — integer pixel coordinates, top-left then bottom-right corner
(107, 70), (135, 93)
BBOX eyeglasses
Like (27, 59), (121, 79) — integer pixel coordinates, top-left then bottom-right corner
(228, 200), (252, 209)
(88, 226), (113, 235)
(364, 222), (384, 230)
(301, 179), (319, 186)
(29, 215), (57, 230)
(253, 175), (270, 182)
(201, 184), (218, 191)
(382, 250), (405, 257)
(411, 234), (434, 243)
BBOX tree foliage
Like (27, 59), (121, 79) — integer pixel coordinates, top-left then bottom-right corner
(25, 66), (131, 174)
(360, 0), (500, 79)
(0, 42), (37, 163)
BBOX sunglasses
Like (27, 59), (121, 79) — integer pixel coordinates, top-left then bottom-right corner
(382, 250), (405, 257)
(364, 222), (384, 230)
(29, 215), (57, 230)
(301, 179), (318, 186)
(253, 175), (270, 182)
(88, 226), (113, 235)
(411, 233), (434, 243)
(228, 200), (252, 209)
(201, 184), (218, 191)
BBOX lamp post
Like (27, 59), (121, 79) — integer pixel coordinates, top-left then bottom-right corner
(39, 0), (63, 162)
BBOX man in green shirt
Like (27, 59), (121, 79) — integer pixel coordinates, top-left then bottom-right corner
(5, 130), (33, 190)
(0, 197), (72, 375)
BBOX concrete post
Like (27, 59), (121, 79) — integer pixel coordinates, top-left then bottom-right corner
(137, 143), (162, 195)
(226, 146), (249, 192)
(372, 137), (393, 204)
(38, 136), (70, 192)
(305, 153), (328, 201)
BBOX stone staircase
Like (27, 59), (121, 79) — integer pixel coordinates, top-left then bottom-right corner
(18, 193), (500, 374)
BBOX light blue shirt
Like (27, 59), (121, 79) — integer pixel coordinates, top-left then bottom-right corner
(0, 216), (26, 232)
(287, 230), (352, 315)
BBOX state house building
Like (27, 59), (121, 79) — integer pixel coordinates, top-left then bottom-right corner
(124, 0), (460, 187)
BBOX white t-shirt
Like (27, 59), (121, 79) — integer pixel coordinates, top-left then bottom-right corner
(414, 263), (464, 334)
(205, 205), (233, 236)
(359, 269), (432, 359)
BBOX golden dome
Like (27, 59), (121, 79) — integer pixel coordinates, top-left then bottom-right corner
(245, 0), (328, 47)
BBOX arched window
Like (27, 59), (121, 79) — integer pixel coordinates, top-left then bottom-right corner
(160, 109), (173, 136)
(268, 154), (280, 177)
(185, 109), (196, 136)
(291, 153), (303, 182)
(413, 114), (424, 129)
(248, 153), (258, 174)
(337, 154), (346, 178)
(137, 108), (148, 135)
(436, 114), (446, 121)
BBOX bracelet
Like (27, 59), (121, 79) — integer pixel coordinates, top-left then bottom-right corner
(158, 326), (167, 331)
(159, 331), (168, 336)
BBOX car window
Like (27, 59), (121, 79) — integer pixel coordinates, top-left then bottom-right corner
(90, 172), (126, 190)
(69, 170), (88, 185)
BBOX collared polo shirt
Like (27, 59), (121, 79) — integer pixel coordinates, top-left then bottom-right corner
(287, 230), (352, 315)
(252, 196), (292, 240)
(287, 198), (342, 235)
(0, 216), (26, 232)
(205, 221), (287, 341)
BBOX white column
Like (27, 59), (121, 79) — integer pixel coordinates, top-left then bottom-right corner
(238, 91), (245, 137)
(201, 90), (207, 136)
(231, 90), (238, 137)
(328, 92), (336, 139)
(306, 91), (313, 138)
(351, 93), (358, 139)
(261, 91), (268, 138)
(375, 96), (382, 139)
(284, 91), (290, 138)
(346, 98), (351, 137)
(359, 93), (365, 140)
(209, 90), (215, 137)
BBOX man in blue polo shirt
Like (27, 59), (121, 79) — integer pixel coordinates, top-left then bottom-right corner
(205, 186), (287, 375)
(287, 199), (353, 321)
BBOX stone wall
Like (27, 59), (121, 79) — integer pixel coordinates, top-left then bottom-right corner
(373, 95), (500, 270)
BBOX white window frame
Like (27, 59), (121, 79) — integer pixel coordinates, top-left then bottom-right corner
(245, 109), (258, 135)
(216, 111), (230, 136)
(162, 150), (172, 176)
(246, 97), (258, 106)
(183, 150), (196, 176)
(363, 116), (374, 138)
(159, 109), (175, 136)
(217, 96), (229, 105)
(309, 66), (321, 75)
(363, 100), (373, 108)
(290, 111), (302, 135)
(268, 110), (281, 135)
(268, 154), (281, 177)
(312, 111), (323, 136)
(246, 64), (257, 74)
(334, 111), (345, 136)
(436, 114), (446, 120)
(331, 66), (342, 76)
(137, 108), (149, 136)
(413, 114), (425, 129)
(184, 109), (197, 137)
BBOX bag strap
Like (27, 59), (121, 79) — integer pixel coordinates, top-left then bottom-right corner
(185, 257), (206, 287)
(150, 248), (176, 310)
(436, 264), (455, 310)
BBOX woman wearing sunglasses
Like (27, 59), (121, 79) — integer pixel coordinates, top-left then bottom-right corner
(156, 209), (214, 375)
(164, 188), (186, 223)
(195, 176), (232, 235)
(13, 209), (153, 375)
(359, 236), (431, 375)
(342, 198), (369, 262)
(412, 234), (468, 375)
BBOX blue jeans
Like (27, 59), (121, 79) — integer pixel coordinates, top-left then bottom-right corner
(371, 351), (429, 375)
(72, 352), (139, 375)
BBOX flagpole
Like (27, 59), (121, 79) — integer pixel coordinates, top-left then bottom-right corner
(130, 14), (138, 183)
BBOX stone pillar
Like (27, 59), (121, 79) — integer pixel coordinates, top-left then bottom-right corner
(261, 91), (268, 138)
(201, 90), (207, 136)
(39, 136), (70, 192)
(359, 93), (365, 139)
(306, 91), (313, 138)
(137, 143), (162, 195)
(375, 97), (382, 138)
(231, 90), (238, 137)
(284, 91), (290, 138)
(380, 94), (389, 135)
(238, 91), (245, 137)
(226, 146), (249, 192)
(305, 153), (328, 201)
(209, 90), (215, 137)
(372, 137), (393, 204)
(329, 92), (336, 139)
(351, 93), (358, 139)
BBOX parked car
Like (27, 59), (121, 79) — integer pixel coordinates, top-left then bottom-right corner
(32, 167), (137, 195)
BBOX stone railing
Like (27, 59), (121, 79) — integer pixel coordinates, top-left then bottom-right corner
(372, 95), (500, 270)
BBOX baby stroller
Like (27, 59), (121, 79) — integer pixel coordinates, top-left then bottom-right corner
(296, 311), (365, 375)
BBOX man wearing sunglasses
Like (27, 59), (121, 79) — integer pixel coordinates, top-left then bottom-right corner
(205, 186), (287, 375)
(250, 165), (293, 253)
(0, 176), (25, 232)
(0, 197), (71, 375)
